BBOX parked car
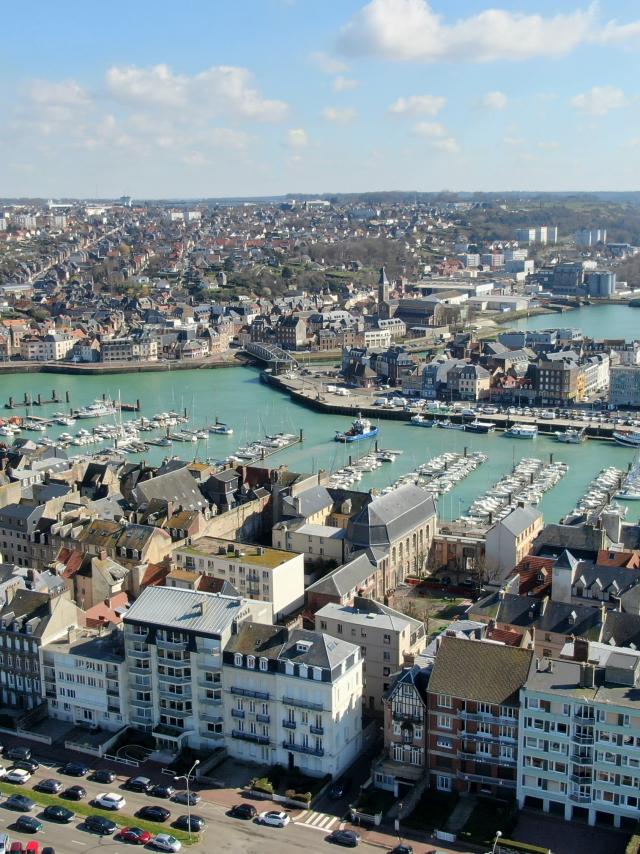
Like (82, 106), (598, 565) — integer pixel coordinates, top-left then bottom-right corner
(25, 845), (41, 854)
(6, 747), (31, 762)
(229, 803), (257, 820)
(14, 817), (43, 834)
(84, 815), (117, 835)
(172, 790), (200, 806)
(94, 792), (126, 811)
(12, 761), (39, 775)
(389, 846), (413, 854)
(34, 779), (63, 795)
(137, 805), (170, 823)
(61, 786), (86, 801)
(257, 811), (290, 828)
(329, 830), (361, 847)
(125, 776), (152, 793)
(6, 769), (31, 785)
(89, 769), (116, 784)
(173, 815), (205, 832)
(152, 835), (182, 853)
(41, 848), (55, 854)
(42, 806), (74, 824)
(151, 784), (175, 799)
(60, 762), (88, 777)
(119, 827), (152, 845)
(9, 844), (24, 854)
(328, 777), (352, 799)
(5, 795), (34, 812)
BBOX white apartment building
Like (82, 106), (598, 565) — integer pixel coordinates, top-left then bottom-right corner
(315, 596), (426, 713)
(123, 587), (271, 751)
(272, 522), (346, 568)
(173, 537), (304, 620)
(20, 334), (75, 362)
(361, 328), (392, 349)
(519, 639), (640, 829)
(610, 365), (640, 408)
(223, 622), (363, 777)
(41, 628), (127, 731)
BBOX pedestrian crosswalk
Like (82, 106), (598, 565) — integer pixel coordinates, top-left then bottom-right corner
(297, 810), (343, 831)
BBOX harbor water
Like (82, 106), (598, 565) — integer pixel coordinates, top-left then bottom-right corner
(514, 303), (640, 339)
(1, 365), (638, 524)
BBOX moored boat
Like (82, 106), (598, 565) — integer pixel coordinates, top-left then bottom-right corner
(335, 414), (379, 443)
(505, 424), (538, 439)
(464, 420), (496, 434)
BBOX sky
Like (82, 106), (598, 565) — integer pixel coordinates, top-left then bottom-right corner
(2, 0), (640, 198)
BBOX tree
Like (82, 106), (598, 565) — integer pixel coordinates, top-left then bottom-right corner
(281, 266), (293, 281)
(223, 256), (235, 273)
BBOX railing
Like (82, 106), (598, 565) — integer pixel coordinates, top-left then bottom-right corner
(570, 773), (593, 785)
(131, 697), (153, 708)
(231, 709), (245, 719)
(571, 753), (593, 765)
(393, 711), (422, 723)
(128, 648), (150, 659)
(256, 713), (270, 723)
(233, 730), (270, 745)
(282, 720), (296, 729)
(231, 687), (269, 700)
(283, 741), (324, 757)
(200, 694), (222, 706)
(106, 688), (119, 697)
(156, 672), (192, 685)
(572, 734), (594, 745)
(157, 638), (188, 650)
(460, 772), (516, 788)
(200, 711), (224, 724)
(282, 696), (323, 712)
(569, 792), (591, 803)
(310, 725), (324, 735)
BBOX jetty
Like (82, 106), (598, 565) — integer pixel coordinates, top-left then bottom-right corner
(5, 389), (68, 409)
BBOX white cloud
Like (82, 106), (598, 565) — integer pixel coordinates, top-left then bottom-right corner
(389, 94), (445, 116)
(28, 79), (90, 107)
(570, 85), (628, 116)
(337, 0), (628, 63)
(323, 106), (357, 124)
(481, 90), (508, 110)
(309, 51), (349, 74)
(106, 63), (289, 122)
(413, 122), (459, 153)
(537, 140), (560, 150)
(285, 128), (309, 149)
(503, 135), (525, 146)
(333, 75), (360, 92)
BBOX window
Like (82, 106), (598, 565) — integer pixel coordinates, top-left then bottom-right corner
(437, 775), (451, 792)
(234, 653), (243, 667)
(438, 694), (452, 709)
(247, 656), (255, 669)
(383, 634), (391, 645)
(437, 714), (452, 730)
(259, 657), (268, 672)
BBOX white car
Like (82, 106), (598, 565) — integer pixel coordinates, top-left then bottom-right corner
(153, 835), (182, 852)
(94, 792), (126, 810)
(0, 765), (7, 778)
(258, 810), (290, 827)
(6, 768), (31, 784)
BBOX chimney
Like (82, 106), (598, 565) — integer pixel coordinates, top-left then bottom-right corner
(99, 548), (107, 560)
(574, 637), (590, 663)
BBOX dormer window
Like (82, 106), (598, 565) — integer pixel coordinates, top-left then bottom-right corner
(259, 657), (268, 672)
(234, 653), (243, 667)
(285, 660), (294, 676)
(247, 655), (255, 669)
(299, 663), (308, 679)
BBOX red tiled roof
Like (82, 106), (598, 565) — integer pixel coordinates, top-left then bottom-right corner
(486, 626), (524, 646)
(596, 549), (640, 568)
(511, 555), (554, 596)
(141, 562), (169, 588)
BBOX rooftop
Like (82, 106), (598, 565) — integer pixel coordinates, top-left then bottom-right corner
(178, 536), (300, 569)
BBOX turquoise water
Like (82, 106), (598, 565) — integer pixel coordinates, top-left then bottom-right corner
(0, 367), (637, 524)
(514, 303), (640, 339)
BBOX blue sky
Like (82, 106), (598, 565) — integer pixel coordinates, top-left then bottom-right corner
(2, 0), (640, 198)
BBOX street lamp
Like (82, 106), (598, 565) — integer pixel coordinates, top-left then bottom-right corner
(174, 758), (200, 842)
(492, 830), (503, 854)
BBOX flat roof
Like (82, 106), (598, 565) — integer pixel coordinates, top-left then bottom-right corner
(178, 536), (300, 569)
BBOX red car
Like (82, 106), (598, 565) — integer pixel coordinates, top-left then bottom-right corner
(10, 843), (25, 854)
(119, 827), (152, 845)
(25, 844), (41, 854)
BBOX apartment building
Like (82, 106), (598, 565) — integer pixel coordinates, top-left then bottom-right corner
(222, 622), (363, 777)
(610, 365), (640, 408)
(315, 596), (425, 713)
(519, 639), (640, 829)
(485, 506), (544, 582)
(534, 355), (581, 405)
(272, 521), (346, 568)
(0, 589), (79, 712)
(426, 636), (533, 796)
(0, 504), (45, 567)
(123, 587), (271, 751)
(173, 537), (304, 620)
(41, 627), (127, 731)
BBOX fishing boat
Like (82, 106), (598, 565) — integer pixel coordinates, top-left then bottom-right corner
(435, 419), (464, 430)
(613, 430), (640, 448)
(505, 424), (538, 439)
(464, 420), (496, 434)
(554, 428), (585, 444)
(410, 414), (433, 427)
(210, 421), (234, 435)
(335, 414), (379, 443)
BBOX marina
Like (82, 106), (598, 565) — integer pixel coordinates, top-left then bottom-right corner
(562, 465), (628, 522)
(0, 366), (639, 524)
(383, 449), (487, 497)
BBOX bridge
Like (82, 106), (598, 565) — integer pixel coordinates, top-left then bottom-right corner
(244, 342), (299, 373)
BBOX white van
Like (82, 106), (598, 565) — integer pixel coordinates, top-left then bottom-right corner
(0, 834), (10, 854)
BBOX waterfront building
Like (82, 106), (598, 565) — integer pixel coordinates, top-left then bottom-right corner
(518, 639), (640, 829)
(426, 636), (532, 796)
(173, 536), (304, 620)
(315, 595), (426, 713)
(610, 364), (640, 407)
(123, 586), (271, 751)
(485, 506), (544, 582)
(41, 627), (127, 731)
(222, 622), (363, 776)
(272, 521), (346, 570)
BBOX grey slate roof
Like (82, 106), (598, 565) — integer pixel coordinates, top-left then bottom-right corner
(495, 505), (542, 536)
(282, 484), (334, 520)
(306, 553), (377, 599)
(133, 466), (206, 511)
(346, 484), (436, 549)
(225, 622), (358, 670)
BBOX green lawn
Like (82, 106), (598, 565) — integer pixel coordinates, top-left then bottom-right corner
(0, 781), (196, 845)
(353, 788), (397, 816)
(403, 790), (458, 831)
(458, 797), (517, 848)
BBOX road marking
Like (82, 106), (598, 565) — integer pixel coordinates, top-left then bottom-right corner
(71, 841), (86, 845)
(298, 811), (339, 831)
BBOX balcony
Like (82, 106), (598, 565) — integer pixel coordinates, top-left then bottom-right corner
(108, 704), (121, 714)
(232, 709), (245, 719)
(233, 730), (270, 745)
(571, 753), (593, 765)
(128, 662), (152, 674)
(159, 706), (192, 719)
(131, 697), (153, 708)
(131, 713), (153, 725)
(200, 711), (224, 724)
(569, 792), (591, 804)
(157, 672), (192, 685)
(282, 696), (323, 712)
(156, 637), (188, 651)
(159, 687), (192, 702)
(310, 725), (324, 735)
(570, 773), (593, 785)
(106, 688), (119, 697)
(200, 694), (222, 706)
(283, 720), (296, 729)
(282, 741), (324, 757)
(572, 734), (594, 745)
(393, 710), (422, 723)
(231, 687), (270, 701)
(459, 772), (516, 789)
(256, 713), (270, 724)
(128, 648), (150, 659)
